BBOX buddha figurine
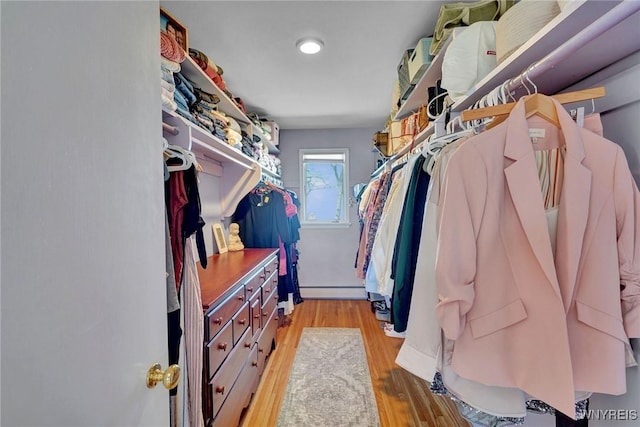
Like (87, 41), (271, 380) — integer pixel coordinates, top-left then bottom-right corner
(228, 222), (245, 251)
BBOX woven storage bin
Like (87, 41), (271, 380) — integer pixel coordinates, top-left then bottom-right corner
(496, 0), (560, 64)
(373, 132), (390, 156)
(397, 49), (414, 101)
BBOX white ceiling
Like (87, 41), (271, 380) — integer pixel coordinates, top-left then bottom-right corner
(160, 1), (463, 130)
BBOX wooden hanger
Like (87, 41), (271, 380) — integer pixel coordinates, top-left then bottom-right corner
(460, 86), (606, 128)
(524, 93), (560, 127)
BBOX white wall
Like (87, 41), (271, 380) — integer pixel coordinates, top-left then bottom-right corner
(280, 128), (379, 299)
(197, 172), (225, 256)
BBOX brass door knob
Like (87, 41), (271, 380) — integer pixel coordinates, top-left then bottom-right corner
(146, 363), (180, 389)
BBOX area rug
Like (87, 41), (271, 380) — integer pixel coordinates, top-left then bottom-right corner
(277, 327), (381, 426)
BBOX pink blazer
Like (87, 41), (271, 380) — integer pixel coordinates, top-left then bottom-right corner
(435, 98), (640, 418)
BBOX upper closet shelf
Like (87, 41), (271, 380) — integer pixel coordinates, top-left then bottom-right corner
(451, 0), (639, 112)
(394, 35), (455, 120)
(180, 56), (280, 155)
(394, 1), (639, 122)
(163, 108), (279, 218)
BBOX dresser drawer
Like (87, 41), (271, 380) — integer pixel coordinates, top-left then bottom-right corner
(206, 286), (246, 341)
(250, 293), (261, 342)
(261, 272), (277, 303)
(210, 327), (252, 418)
(232, 302), (250, 346)
(264, 256), (278, 278)
(212, 344), (260, 427)
(257, 306), (278, 375)
(244, 268), (265, 303)
(261, 280), (279, 317)
(206, 321), (233, 381)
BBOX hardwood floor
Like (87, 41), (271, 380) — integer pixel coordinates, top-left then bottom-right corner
(240, 299), (470, 427)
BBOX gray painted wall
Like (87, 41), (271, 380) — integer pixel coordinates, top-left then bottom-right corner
(279, 128), (379, 298)
(198, 172), (225, 256)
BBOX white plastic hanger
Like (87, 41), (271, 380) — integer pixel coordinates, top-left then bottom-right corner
(165, 145), (194, 172)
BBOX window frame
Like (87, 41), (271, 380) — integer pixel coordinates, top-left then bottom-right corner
(299, 148), (350, 228)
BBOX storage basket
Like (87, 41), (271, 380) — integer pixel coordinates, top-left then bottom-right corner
(496, 0), (560, 64)
(408, 38), (434, 84)
(373, 132), (389, 156)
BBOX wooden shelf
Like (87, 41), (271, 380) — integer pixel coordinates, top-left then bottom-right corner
(179, 55), (280, 155)
(163, 109), (264, 218)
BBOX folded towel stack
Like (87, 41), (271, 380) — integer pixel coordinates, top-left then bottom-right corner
(189, 48), (226, 91)
(160, 57), (181, 112)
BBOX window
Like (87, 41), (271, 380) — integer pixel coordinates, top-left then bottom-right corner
(299, 149), (349, 226)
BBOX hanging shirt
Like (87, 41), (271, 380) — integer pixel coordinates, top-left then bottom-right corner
(233, 191), (293, 248)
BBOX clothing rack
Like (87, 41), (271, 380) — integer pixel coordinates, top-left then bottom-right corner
(162, 122), (179, 135)
(372, 2), (640, 180)
(463, 1), (640, 116)
(260, 170), (284, 189)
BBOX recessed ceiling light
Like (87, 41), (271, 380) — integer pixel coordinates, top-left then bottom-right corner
(297, 38), (324, 55)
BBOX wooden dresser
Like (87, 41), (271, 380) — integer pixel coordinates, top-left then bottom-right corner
(197, 248), (280, 427)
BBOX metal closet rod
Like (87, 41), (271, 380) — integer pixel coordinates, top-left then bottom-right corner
(505, 0), (640, 94)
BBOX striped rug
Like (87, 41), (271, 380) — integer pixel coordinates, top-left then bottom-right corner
(277, 327), (380, 426)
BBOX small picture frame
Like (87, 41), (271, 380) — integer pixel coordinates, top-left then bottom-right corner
(160, 7), (189, 52)
(212, 223), (228, 254)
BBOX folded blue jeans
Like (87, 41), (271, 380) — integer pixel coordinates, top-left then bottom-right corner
(176, 85), (196, 106)
(173, 90), (190, 111)
(173, 73), (196, 105)
(175, 106), (199, 126)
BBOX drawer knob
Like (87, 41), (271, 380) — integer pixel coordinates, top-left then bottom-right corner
(237, 295), (244, 301)
(264, 289), (270, 294)
(244, 341), (251, 348)
(266, 269), (271, 274)
(258, 348), (264, 353)
(259, 274), (266, 279)
(274, 294), (278, 300)
(218, 342), (228, 351)
(263, 312), (268, 317)
(238, 318), (247, 325)
(213, 317), (223, 325)
(274, 316), (279, 322)
(215, 386), (225, 394)
(247, 287), (253, 292)
(252, 361), (258, 367)
(254, 314), (260, 319)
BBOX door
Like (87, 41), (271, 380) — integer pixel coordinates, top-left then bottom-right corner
(1, 2), (171, 425)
